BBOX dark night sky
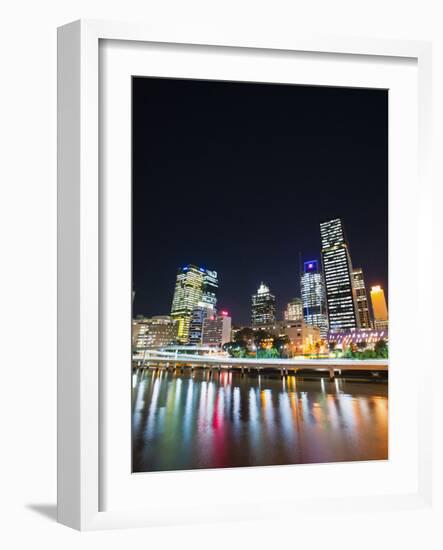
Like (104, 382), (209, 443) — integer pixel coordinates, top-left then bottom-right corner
(132, 77), (388, 325)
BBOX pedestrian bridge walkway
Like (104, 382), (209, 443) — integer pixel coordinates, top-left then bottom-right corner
(133, 349), (388, 378)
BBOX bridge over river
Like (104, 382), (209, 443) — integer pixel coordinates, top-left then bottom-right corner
(133, 349), (388, 379)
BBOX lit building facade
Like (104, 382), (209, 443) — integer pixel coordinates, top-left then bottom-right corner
(202, 312), (232, 347)
(328, 327), (388, 350)
(300, 259), (329, 338)
(132, 316), (178, 350)
(280, 320), (321, 354)
(188, 306), (209, 345)
(370, 285), (389, 330)
(170, 264), (218, 343)
(284, 297), (303, 321)
(251, 282), (276, 326)
(253, 320), (321, 355)
(201, 269), (218, 308)
(320, 218), (358, 331)
(352, 267), (372, 328)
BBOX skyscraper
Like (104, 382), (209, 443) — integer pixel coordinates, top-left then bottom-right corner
(320, 218), (358, 331)
(284, 297), (303, 322)
(370, 285), (389, 330)
(352, 267), (372, 328)
(170, 264), (218, 343)
(188, 306), (209, 345)
(201, 269), (218, 309)
(251, 282), (276, 326)
(300, 260), (329, 339)
(187, 269), (219, 345)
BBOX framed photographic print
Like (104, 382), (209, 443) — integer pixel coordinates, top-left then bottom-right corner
(130, 76), (390, 474)
(57, 20), (433, 530)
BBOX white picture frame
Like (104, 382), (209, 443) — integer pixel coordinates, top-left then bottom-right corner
(57, 19), (433, 531)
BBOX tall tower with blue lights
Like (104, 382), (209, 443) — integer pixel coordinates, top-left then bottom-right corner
(300, 260), (329, 339)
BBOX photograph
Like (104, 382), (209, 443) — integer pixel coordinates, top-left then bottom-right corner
(131, 76), (389, 473)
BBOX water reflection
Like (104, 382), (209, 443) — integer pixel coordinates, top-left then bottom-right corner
(132, 369), (388, 472)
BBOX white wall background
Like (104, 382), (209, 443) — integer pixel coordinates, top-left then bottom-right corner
(0, 1), (441, 548)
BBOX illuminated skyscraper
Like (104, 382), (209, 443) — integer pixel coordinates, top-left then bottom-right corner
(189, 306), (209, 345)
(251, 282), (276, 326)
(188, 269), (219, 345)
(284, 297), (303, 322)
(170, 264), (218, 343)
(320, 218), (358, 331)
(300, 260), (329, 338)
(352, 267), (372, 328)
(201, 269), (218, 308)
(370, 285), (388, 330)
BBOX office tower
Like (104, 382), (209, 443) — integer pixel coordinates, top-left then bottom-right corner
(202, 311), (232, 347)
(320, 218), (358, 331)
(189, 306), (209, 345)
(284, 297), (303, 321)
(251, 282), (276, 326)
(188, 269), (219, 345)
(370, 285), (389, 330)
(170, 264), (218, 343)
(352, 267), (372, 328)
(300, 260), (329, 338)
(201, 269), (218, 308)
(132, 316), (178, 350)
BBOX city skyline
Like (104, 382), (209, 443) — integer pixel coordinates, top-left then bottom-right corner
(133, 77), (388, 325)
(135, 264), (386, 325)
(133, 216), (387, 335)
(133, 233), (388, 326)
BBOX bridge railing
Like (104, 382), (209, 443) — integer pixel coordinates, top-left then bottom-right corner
(132, 348), (388, 370)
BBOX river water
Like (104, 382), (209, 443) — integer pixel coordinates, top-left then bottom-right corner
(132, 369), (388, 472)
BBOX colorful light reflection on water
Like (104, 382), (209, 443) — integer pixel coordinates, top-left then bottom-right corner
(132, 369), (388, 472)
